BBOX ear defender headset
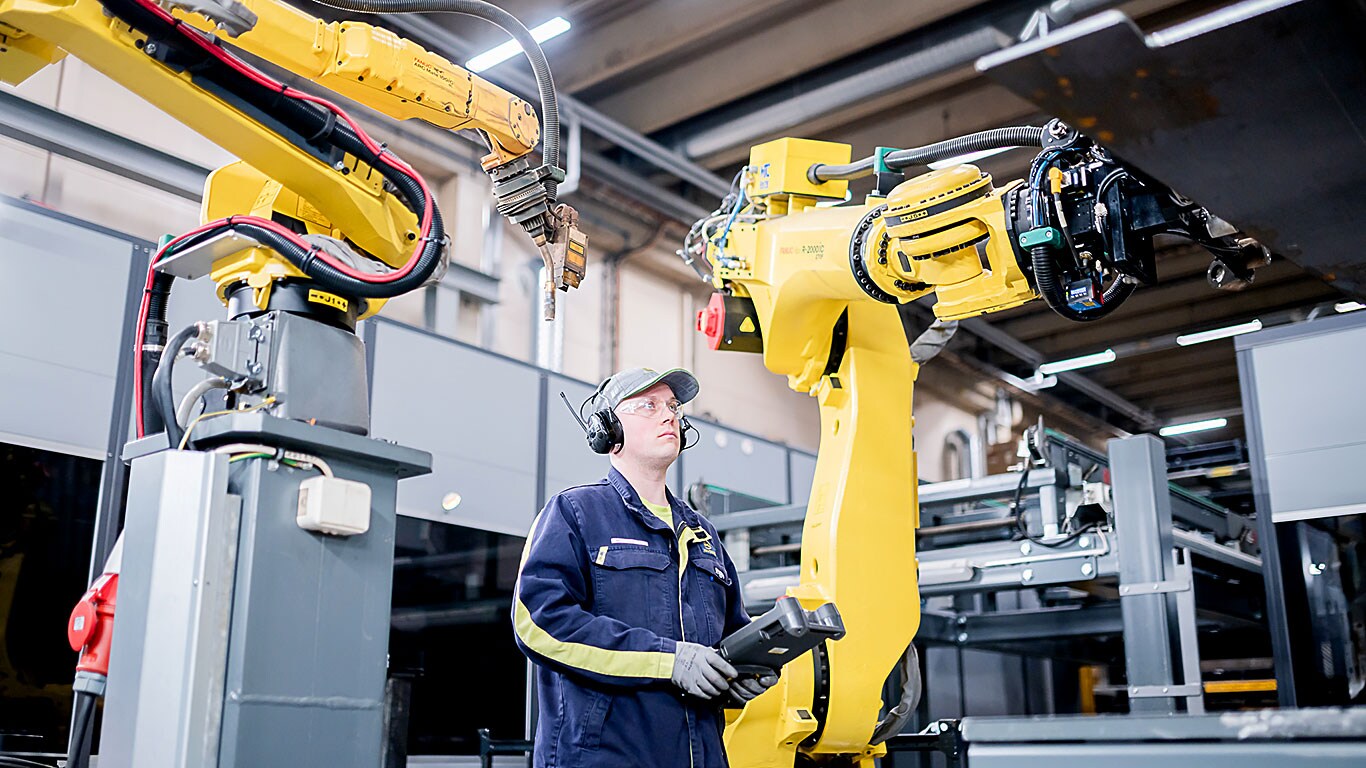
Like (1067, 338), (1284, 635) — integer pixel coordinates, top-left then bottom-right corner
(583, 378), (624, 454)
(559, 379), (699, 455)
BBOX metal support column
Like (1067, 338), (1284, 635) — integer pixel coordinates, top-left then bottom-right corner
(88, 240), (152, 581)
(1170, 548), (1205, 714)
(1109, 434), (1182, 714)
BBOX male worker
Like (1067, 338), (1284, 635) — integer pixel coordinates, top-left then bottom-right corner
(513, 367), (778, 767)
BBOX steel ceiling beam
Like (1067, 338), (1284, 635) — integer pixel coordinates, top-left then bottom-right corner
(958, 315), (1159, 429)
(909, 300), (1158, 428)
(0, 90), (209, 200)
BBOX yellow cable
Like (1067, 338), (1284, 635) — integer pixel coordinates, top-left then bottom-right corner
(178, 396), (277, 451)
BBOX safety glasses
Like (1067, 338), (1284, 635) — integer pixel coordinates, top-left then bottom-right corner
(616, 398), (683, 418)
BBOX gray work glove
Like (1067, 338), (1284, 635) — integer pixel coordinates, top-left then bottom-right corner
(728, 671), (780, 704)
(671, 641), (737, 700)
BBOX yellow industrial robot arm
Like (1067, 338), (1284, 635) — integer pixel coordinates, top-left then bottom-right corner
(0, 0), (586, 317)
(689, 129), (1266, 768)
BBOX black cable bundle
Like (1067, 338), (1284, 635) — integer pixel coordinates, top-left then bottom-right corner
(64, 690), (98, 768)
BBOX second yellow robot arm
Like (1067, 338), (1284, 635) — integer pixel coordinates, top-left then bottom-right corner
(173, 0), (541, 168)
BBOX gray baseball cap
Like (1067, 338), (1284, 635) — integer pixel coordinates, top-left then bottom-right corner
(591, 367), (700, 413)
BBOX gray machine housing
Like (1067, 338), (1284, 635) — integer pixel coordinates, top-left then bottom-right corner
(195, 311), (370, 434)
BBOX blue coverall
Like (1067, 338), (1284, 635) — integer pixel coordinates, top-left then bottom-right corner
(513, 467), (751, 768)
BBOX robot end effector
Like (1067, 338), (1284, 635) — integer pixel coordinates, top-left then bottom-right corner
(863, 121), (1273, 322)
(487, 157), (588, 319)
(993, 122), (1272, 320)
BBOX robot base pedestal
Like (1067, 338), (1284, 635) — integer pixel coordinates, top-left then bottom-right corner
(100, 415), (430, 768)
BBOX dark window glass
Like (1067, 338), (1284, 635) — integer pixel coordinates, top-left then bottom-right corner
(390, 517), (528, 755)
(0, 443), (102, 754)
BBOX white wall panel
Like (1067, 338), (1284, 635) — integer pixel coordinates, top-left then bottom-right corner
(681, 420), (789, 505)
(0, 199), (133, 456)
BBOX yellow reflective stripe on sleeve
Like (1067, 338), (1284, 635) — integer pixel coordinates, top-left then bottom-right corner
(514, 505), (674, 680)
(513, 598), (675, 679)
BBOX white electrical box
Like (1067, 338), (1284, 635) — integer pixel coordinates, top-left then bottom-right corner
(297, 475), (372, 536)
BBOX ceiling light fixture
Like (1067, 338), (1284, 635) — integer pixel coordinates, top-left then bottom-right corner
(1002, 371), (1058, 392)
(1037, 348), (1116, 376)
(441, 492), (463, 511)
(1175, 318), (1263, 346)
(466, 17), (571, 73)
(1336, 301), (1365, 313)
(1159, 417), (1228, 437)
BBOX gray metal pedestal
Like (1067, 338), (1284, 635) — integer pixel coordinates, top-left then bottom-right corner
(99, 413), (430, 767)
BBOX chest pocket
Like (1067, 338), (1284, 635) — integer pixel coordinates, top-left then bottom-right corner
(590, 545), (672, 627)
(685, 553), (732, 646)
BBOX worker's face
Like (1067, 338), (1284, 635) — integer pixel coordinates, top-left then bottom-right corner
(613, 382), (683, 464)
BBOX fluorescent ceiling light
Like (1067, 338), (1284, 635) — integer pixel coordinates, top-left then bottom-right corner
(1159, 417), (1228, 437)
(466, 17), (571, 73)
(1336, 301), (1365, 313)
(1002, 371), (1058, 392)
(1037, 348), (1116, 375)
(1176, 318), (1263, 346)
(927, 146), (1014, 170)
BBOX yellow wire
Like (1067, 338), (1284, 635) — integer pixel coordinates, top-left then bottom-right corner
(178, 396), (277, 451)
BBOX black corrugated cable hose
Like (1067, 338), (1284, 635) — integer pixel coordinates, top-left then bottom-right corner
(806, 156), (875, 183)
(808, 126), (1046, 183)
(152, 324), (200, 448)
(140, 272), (173, 435)
(884, 126), (1046, 171)
(312, 0), (561, 198)
(869, 643), (922, 745)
